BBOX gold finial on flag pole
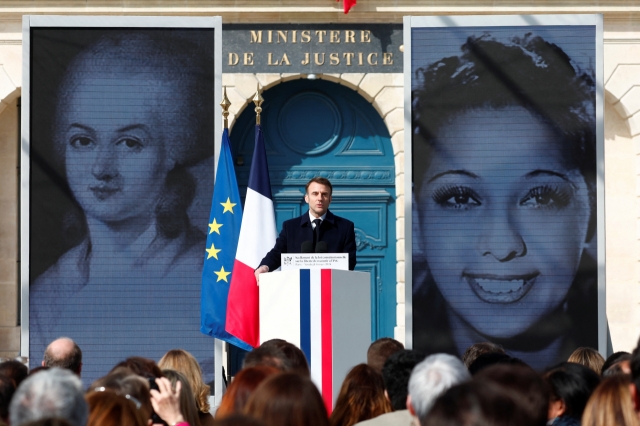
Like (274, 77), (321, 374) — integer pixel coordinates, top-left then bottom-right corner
(253, 83), (264, 126)
(220, 86), (231, 130)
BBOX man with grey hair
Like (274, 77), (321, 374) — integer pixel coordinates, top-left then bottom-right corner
(407, 353), (471, 424)
(9, 367), (88, 426)
(42, 337), (82, 376)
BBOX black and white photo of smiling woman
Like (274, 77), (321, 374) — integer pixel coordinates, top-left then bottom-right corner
(411, 28), (598, 369)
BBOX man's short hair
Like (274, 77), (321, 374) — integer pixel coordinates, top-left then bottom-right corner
(601, 351), (630, 376)
(461, 342), (505, 369)
(381, 350), (425, 411)
(305, 177), (332, 195)
(243, 340), (294, 372)
(9, 368), (88, 426)
(474, 364), (548, 426)
(258, 339), (310, 377)
(424, 381), (537, 426)
(468, 353), (528, 376)
(43, 338), (82, 374)
(408, 353), (470, 420)
(367, 338), (404, 374)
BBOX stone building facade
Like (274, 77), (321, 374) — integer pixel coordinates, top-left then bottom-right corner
(0, 1), (638, 359)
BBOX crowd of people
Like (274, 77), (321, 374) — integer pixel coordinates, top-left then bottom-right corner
(1, 335), (639, 426)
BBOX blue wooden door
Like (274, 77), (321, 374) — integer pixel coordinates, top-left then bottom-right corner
(230, 79), (396, 339)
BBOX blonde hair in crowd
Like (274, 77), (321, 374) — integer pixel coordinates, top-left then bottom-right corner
(568, 347), (605, 374)
(158, 349), (211, 413)
(581, 375), (640, 426)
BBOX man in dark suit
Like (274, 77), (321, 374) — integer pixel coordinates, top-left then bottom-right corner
(255, 177), (356, 279)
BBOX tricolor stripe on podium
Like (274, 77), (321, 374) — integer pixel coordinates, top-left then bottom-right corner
(299, 269), (334, 413)
(259, 268), (370, 414)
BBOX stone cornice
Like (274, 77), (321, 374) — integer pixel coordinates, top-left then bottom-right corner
(0, 2), (638, 24)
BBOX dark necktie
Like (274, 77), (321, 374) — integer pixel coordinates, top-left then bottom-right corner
(313, 219), (321, 249)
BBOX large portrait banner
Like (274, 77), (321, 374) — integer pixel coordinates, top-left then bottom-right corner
(405, 15), (604, 370)
(22, 16), (221, 385)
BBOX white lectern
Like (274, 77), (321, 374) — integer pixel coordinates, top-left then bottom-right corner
(259, 265), (371, 413)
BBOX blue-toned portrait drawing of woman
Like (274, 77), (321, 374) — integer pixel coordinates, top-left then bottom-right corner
(411, 29), (598, 370)
(29, 30), (216, 384)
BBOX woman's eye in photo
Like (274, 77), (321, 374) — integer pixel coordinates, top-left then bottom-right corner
(69, 136), (93, 149)
(117, 137), (144, 151)
(520, 184), (572, 209)
(432, 185), (482, 209)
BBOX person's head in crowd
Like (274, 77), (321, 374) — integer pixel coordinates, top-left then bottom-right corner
(631, 338), (640, 410)
(216, 366), (279, 419)
(330, 364), (391, 426)
(243, 341), (292, 372)
(568, 347), (605, 374)
(0, 360), (28, 388)
(27, 366), (49, 376)
(162, 370), (201, 426)
(212, 413), (266, 426)
(42, 337), (83, 376)
(467, 352), (528, 376)
(111, 357), (163, 379)
(9, 368), (88, 426)
(158, 349), (211, 415)
(86, 391), (147, 426)
(601, 351), (631, 376)
(20, 420), (74, 426)
(543, 362), (601, 425)
(243, 339), (309, 377)
(90, 370), (153, 422)
(0, 375), (15, 425)
(264, 339), (310, 377)
(367, 338), (404, 374)
(461, 342), (505, 369)
(407, 353), (470, 423)
(475, 364), (548, 426)
(381, 350), (425, 411)
(243, 372), (328, 426)
(582, 375), (640, 426)
(423, 381), (536, 426)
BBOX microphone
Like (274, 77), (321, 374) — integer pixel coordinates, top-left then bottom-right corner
(315, 241), (328, 253)
(301, 241), (314, 253)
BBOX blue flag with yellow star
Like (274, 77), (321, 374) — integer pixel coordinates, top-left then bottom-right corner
(200, 128), (252, 351)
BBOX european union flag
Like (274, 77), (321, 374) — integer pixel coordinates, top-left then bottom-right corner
(200, 128), (252, 351)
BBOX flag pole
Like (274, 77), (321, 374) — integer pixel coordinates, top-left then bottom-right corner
(221, 86), (231, 130)
(214, 86), (231, 406)
(253, 83), (263, 125)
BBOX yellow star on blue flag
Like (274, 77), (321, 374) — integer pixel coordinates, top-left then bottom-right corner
(208, 218), (223, 234)
(221, 198), (236, 214)
(214, 266), (231, 282)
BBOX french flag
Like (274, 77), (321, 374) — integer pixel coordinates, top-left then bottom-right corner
(226, 125), (277, 348)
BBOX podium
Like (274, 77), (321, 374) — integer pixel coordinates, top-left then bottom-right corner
(259, 266), (371, 412)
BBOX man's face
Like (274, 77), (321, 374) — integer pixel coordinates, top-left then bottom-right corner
(305, 182), (332, 218)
